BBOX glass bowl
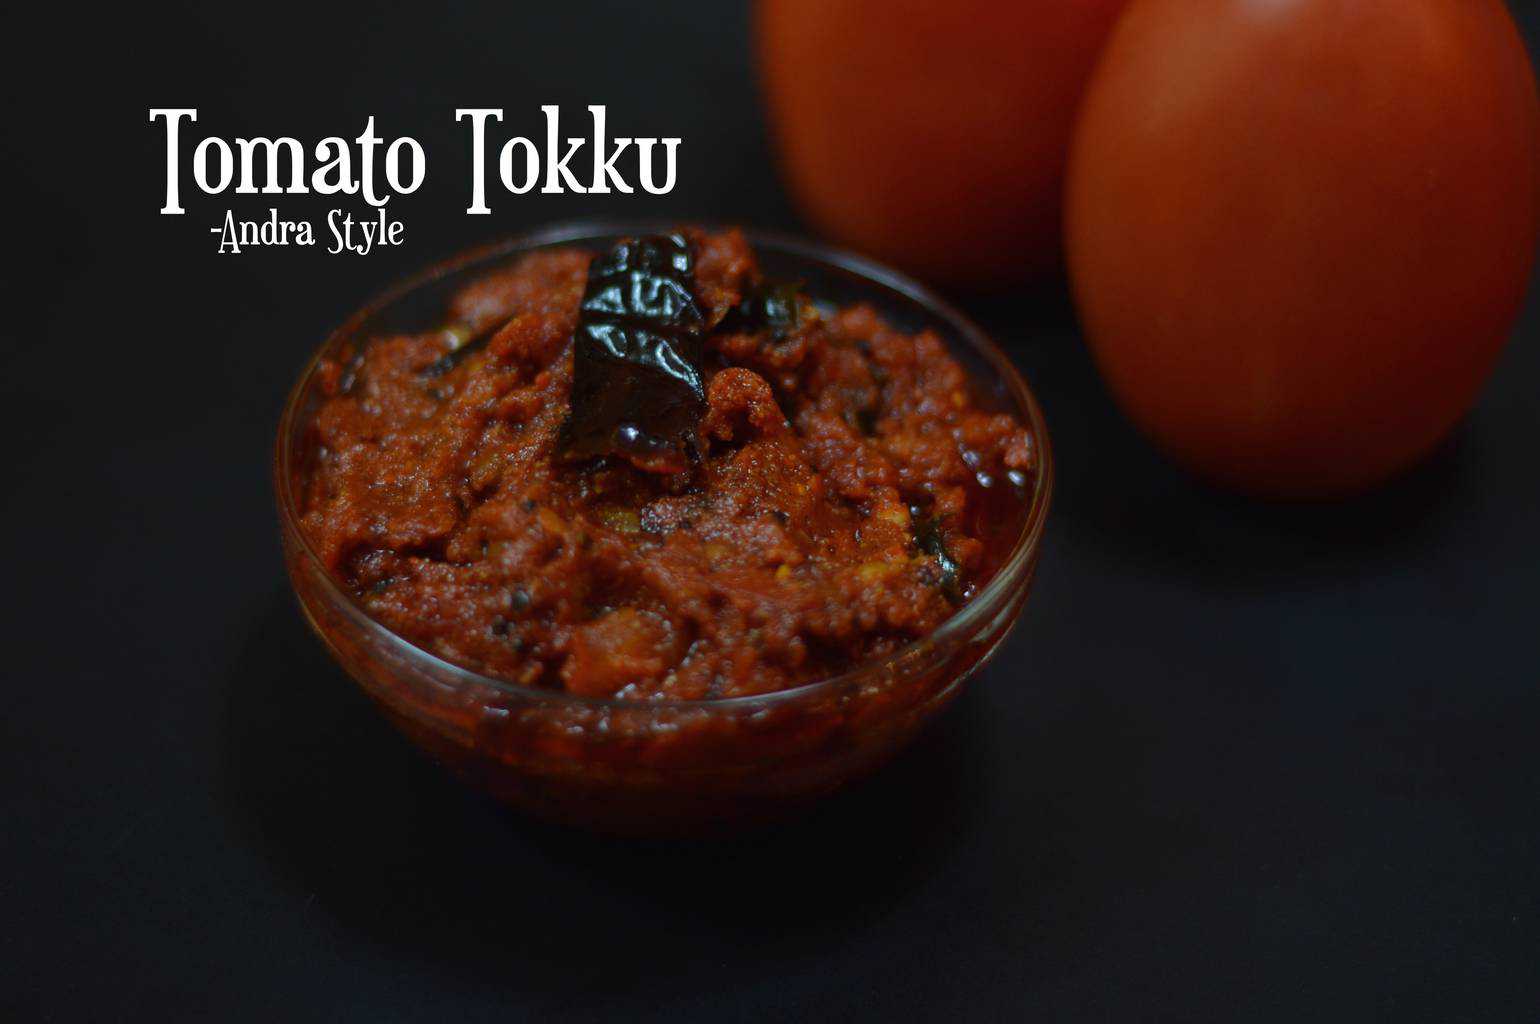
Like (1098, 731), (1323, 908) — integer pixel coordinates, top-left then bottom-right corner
(274, 222), (1053, 835)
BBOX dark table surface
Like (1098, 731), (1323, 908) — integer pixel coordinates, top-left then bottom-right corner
(7, 2), (1540, 1019)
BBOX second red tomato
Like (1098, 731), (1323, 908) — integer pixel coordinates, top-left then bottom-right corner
(758, 0), (1129, 287)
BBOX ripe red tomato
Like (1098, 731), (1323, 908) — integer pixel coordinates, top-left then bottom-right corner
(757, 0), (1129, 287)
(1066, 0), (1540, 497)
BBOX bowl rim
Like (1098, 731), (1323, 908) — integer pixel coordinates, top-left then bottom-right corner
(274, 220), (1054, 711)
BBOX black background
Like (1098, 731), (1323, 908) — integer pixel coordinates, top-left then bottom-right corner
(7, 2), (1540, 1019)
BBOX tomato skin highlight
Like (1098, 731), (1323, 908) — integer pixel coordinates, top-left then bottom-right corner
(1066, 0), (1540, 498)
(757, 0), (1129, 287)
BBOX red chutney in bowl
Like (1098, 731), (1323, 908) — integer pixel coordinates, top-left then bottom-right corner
(299, 228), (1036, 701)
(279, 225), (1050, 832)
